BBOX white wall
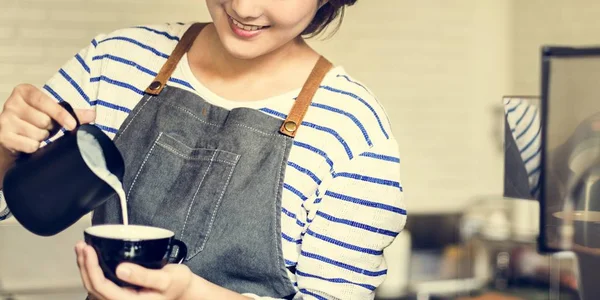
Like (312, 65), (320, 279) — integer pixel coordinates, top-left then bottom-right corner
(4, 0), (600, 235)
(0, 0), (515, 215)
(0, 0), (210, 95)
(0, 1), (211, 297)
(4, 0), (600, 296)
(314, 0), (511, 213)
(511, 0), (600, 94)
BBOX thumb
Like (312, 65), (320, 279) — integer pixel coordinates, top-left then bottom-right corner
(74, 108), (96, 124)
(116, 263), (172, 292)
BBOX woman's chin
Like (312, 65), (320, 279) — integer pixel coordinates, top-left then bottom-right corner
(220, 37), (270, 60)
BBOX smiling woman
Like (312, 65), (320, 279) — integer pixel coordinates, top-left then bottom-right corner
(0, 1), (406, 300)
(205, 0), (357, 60)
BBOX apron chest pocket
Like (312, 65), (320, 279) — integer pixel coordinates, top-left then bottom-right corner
(126, 132), (240, 260)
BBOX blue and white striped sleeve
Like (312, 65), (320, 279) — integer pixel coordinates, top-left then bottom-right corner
(42, 33), (106, 128)
(0, 191), (10, 221)
(0, 34), (105, 221)
(291, 139), (407, 300)
(504, 98), (542, 197)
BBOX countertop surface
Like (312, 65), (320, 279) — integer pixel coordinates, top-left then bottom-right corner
(388, 285), (579, 300)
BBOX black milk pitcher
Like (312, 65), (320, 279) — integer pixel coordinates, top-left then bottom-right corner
(3, 101), (125, 236)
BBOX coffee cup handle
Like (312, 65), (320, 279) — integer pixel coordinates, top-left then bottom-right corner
(169, 239), (187, 264)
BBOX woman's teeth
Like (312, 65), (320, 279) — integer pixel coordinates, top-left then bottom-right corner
(231, 18), (265, 31)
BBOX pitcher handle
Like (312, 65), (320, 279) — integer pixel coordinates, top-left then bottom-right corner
(48, 101), (81, 138)
(16, 102), (81, 162)
(168, 239), (188, 264)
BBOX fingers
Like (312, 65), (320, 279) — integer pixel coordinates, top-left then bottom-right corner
(116, 263), (172, 292)
(0, 84), (96, 154)
(11, 117), (50, 141)
(13, 103), (53, 130)
(83, 245), (128, 299)
(14, 85), (77, 130)
(75, 108), (96, 125)
(0, 132), (40, 153)
(0, 113), (46, 153)
(75, 242), (93, 294)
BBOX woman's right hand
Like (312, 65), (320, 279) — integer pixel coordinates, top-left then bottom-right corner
(0, 84), (96, 155)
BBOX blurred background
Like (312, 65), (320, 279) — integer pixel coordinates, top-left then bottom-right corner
(1, 0), (599, 299)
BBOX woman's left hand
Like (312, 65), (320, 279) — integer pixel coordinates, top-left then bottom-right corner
(75, 241), (195, 300)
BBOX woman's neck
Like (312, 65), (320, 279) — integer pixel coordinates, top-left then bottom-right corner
(191, 24), (316, 80)
(186, 23), (323, 102)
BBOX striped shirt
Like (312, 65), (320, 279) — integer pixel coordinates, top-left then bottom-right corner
(504, 98), (542, 198)
(0, 23), (406, 299)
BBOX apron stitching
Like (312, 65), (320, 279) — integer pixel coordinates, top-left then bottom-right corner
(126, 132), (163, 203)
(273, 141), (288, 278)
(190, 153), (240, 259)
(159, 134), (239, 157)
(165, 103), (220, 127)
(155, 142), (237, 164)
(119, 95), (154, 138)
(180, 151), (217, 242)
(165, 102), (281, 137)
(101, 21), (311, 295)
(232, 122), (281, 137)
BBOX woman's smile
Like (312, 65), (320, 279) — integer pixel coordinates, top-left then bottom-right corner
(228, 14), (270, 39)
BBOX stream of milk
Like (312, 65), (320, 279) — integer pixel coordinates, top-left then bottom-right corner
(77, 130), (128, 225)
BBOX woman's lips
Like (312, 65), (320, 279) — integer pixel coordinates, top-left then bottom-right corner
(228, 15), (269, 39)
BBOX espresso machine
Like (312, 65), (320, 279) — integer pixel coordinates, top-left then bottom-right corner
(535, 46), (600, 300)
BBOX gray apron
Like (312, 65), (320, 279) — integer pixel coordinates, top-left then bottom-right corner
(91, 23), (333, 298)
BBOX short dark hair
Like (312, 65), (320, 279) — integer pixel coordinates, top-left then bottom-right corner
(302, 0), (358, 38)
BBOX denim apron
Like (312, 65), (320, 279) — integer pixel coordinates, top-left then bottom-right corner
(91, 23), (333, 298)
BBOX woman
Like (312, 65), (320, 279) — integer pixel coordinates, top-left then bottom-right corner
(503, 97), (542, 199)
(0, 0), (406, 299)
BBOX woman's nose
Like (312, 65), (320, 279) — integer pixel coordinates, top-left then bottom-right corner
(230, 0), (263, 20)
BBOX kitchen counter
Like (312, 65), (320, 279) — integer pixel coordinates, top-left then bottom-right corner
(467, 286), (578, 300)
(389, 284), (579, 300)
(0, 287), (86, 300)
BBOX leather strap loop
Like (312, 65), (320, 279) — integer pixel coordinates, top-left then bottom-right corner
(145, 23), (207, 95)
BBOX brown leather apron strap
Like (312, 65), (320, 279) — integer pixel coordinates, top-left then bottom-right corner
(145, 22), (207, 95)
(279, 56), (333, 137)
(144, 22), (331, 138)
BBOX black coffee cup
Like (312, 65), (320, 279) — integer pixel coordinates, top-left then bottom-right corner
(84, 224), (187, 289)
